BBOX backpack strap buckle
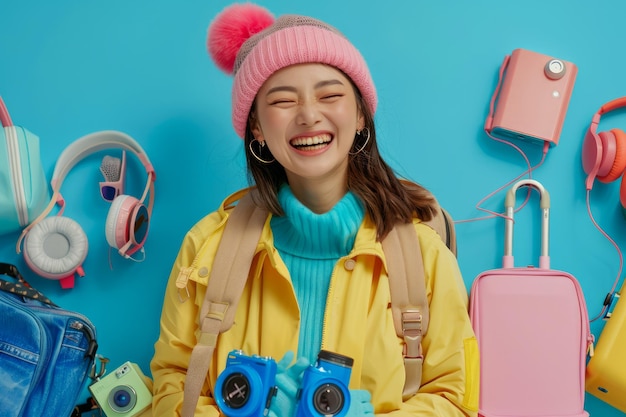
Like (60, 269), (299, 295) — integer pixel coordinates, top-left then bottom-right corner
(402, 309), (424, 359)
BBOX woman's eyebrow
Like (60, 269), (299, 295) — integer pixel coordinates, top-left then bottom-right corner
(315, 79), (344, 89)
(266, 85), (297, 95)
(265, 79), (345, 95)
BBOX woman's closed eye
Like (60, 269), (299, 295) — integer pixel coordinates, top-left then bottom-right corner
(320, 93), (344, 101)
(269, 98), (296, 105)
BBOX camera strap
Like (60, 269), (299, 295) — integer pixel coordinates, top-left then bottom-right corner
(0, 262), (58, 307)
(483, 54), (511, 133)
(71, 397), (100, 417)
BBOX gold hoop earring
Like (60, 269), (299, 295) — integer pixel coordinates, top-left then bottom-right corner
(349, 127), (371, 155)
(249, 138), (275, 164)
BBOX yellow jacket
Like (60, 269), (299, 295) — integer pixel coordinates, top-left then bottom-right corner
(151, 190), (479, 416)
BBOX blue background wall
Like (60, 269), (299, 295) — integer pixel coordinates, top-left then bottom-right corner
(1, 0), (626, 415)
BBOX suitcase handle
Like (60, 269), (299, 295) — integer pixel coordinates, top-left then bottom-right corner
(503, 179), (551, 269)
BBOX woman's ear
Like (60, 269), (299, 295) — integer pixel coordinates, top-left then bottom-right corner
(249, 111), (264, 141)
(252, 126), (263, 142)
(356, 114), (365, 132)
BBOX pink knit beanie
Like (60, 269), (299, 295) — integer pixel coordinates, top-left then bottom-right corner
(207, 3), (378, 139)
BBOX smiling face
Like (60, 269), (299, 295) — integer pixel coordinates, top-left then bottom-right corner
(251, 63), (364, 199)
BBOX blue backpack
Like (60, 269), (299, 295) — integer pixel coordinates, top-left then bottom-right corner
(0, 263), (98, 417)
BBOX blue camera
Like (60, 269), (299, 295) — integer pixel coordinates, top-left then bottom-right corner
(296, 350), (353, 417)
(214, 350), (278, 417)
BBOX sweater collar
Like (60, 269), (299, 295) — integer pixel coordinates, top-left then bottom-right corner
(270, 185), (365, 259)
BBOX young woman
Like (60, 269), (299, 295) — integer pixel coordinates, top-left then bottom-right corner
(151, 3), (479, 416)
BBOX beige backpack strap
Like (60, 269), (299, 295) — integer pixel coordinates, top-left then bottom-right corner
(398, 180), (456, 255)
(425, 202), (468, 308)
(182, 190), (268, 417)
(423, 202), (456, 257)
(382, 221), (429, 401)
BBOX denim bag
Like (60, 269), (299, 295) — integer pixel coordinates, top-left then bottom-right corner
(0, 263), (98, 417)
(0, 96), (50, 235)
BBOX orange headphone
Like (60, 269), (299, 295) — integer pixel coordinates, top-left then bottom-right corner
(582, 96), (626, 210)
(582, 97), (626, 322)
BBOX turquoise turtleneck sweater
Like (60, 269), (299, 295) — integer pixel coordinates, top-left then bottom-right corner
(270, 185), (365, 363)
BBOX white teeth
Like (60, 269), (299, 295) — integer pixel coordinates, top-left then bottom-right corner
(291, 134), (331, 147)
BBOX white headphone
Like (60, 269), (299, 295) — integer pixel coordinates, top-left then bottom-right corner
(16, 130), (156, 289)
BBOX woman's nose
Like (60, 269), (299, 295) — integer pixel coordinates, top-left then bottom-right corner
(296, 101), (322, 126)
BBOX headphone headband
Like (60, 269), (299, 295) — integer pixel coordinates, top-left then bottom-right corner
(52, 130), (154, 191)
(589, 97), (626, 135)
(598, 97), (626, 117)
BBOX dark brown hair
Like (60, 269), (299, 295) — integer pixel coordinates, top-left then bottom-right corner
(244, 91), (437, 240)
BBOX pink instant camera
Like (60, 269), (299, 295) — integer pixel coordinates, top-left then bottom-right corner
(486, 48), (578, 147)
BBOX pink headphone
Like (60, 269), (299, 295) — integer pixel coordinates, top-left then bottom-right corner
(16, 130), (156, 289)
(582, 97), (626, 210)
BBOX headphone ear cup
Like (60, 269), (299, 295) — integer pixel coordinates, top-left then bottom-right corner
(106, 195), (134, 250)
(597, 129), (626, 183)
(106, 195), (149, 256)
(22, 216), (88, 281)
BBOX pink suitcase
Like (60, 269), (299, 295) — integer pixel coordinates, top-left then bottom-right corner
(469, 179), (593, 417)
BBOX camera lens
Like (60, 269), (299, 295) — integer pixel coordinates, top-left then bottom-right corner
(108, 385), (138, 413)
(222, 373), (251, 409)
(318, 350), (354, 368)
(312, 383), (345, 415)
(544, 59), (566, 80)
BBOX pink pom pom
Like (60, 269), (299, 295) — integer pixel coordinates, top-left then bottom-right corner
(207, 3), (275, 74)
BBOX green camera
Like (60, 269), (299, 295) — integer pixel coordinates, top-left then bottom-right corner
(89, 361), (152, 417)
